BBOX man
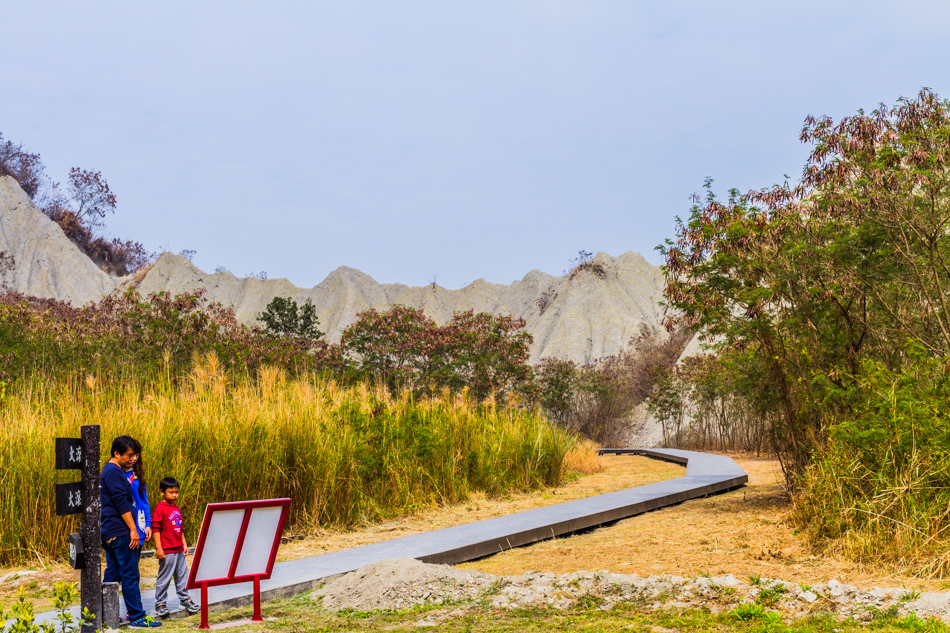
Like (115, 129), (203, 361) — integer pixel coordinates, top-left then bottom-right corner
(101, 435), (162, 628)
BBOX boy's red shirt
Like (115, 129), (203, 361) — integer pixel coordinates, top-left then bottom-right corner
(151, 500), (185, 553)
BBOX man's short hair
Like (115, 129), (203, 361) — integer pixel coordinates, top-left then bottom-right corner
(110, 435), (136, 458)
(160, 477), (180, 492)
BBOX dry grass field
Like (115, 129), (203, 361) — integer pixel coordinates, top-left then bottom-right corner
(460, 454), (944, 591)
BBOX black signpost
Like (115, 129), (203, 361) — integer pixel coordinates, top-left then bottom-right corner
(56, 425), (101, 633)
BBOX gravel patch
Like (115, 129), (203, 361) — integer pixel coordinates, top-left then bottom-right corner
(314, 559), (496, 612)
(313, 559), (950, 622)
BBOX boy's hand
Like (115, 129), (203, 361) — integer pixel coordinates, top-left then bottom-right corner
(145, 527), (152, 541)
(155, 548), (165, 560)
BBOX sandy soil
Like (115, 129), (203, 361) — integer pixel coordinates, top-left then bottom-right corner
(313, 558), (950, 621)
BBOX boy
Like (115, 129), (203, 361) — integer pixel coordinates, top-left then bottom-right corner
(151, 477), (200, 617)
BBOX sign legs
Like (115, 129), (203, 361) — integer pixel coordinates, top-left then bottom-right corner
(199, 584), (209, 629)
(252, 576), (262, 623)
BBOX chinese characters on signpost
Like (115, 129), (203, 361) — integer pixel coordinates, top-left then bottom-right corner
(55, 427), (102, 633)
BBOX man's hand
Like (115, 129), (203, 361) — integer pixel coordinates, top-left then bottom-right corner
(145, 527), (152, 542)
(130, 529), (140, 549)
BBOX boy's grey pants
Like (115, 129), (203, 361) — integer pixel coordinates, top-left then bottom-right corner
(155, 552), (192, 605)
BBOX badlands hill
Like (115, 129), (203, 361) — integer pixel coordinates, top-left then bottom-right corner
(0, 175), (671, 363)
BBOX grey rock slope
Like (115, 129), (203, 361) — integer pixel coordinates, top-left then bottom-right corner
(0, 176), (121, 303)
(133, 251), (667, 362)
(0, 175), (670, 363)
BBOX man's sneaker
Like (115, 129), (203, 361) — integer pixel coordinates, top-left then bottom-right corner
(182, 599), (201, 614)
(154, 603), (169, 618)
(129, 616), (163, 628)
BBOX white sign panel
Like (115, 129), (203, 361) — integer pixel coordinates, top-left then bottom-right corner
(234, 506), (284, 577)
(188, 498), (291, 590)
(193, 509), (245, 583)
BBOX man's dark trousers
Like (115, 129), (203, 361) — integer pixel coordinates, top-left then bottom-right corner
(103, 535), (145, 622)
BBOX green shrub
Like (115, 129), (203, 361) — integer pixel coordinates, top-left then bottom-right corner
(0, 289), (344, 384)
(794, 353), (950, 575)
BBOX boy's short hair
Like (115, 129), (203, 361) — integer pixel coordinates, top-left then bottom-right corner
(160, 477), (180, 492)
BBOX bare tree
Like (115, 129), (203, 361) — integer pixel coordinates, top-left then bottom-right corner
(67, 167), (116, 227)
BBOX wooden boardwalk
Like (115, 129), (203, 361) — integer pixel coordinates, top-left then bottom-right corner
(39, 448), (747, 624)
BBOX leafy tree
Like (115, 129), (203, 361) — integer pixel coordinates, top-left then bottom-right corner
(533, 358), (581, 425)
(340, 306), (437, 388)
(257, 296), (324, 340)
(340, 306), (533, 398)
(660, 88), (950, 478)
(429, 310), (533, 400)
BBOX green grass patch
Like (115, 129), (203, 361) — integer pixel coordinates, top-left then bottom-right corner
(146, 597), (950, 633)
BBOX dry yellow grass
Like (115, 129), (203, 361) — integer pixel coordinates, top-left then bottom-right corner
(561, 439), (600, 476)
(1, 370), (572, 566)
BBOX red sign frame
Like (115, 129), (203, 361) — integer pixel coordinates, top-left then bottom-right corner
(186, 498), (291, 628)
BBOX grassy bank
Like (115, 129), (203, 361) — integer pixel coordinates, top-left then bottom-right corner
(0, 358), (574, 566)
(156, 594), (950, 633)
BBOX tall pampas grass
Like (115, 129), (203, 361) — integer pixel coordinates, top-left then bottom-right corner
(0, 355), (574, 565)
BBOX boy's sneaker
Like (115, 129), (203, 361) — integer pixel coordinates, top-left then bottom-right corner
(182, 599), (201, 614)
(154, 603), (169, 618)
(130, 616), (163, 628)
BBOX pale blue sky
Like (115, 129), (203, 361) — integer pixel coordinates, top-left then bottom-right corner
(2, 2), (948, 287)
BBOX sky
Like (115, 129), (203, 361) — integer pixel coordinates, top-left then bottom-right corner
(2, 2), (949, 288)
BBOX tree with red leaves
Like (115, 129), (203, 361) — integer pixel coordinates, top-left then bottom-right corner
(429, 310), (532, 399)
(0, 133), (45, 199)
(341, 306), (532, 399)
(660, 88), (950, 477)
(341, 306), (435, 388)
(0, 131), (151, 275)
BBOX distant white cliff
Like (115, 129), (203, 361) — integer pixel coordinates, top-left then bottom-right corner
(0, 175), (671, 364)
